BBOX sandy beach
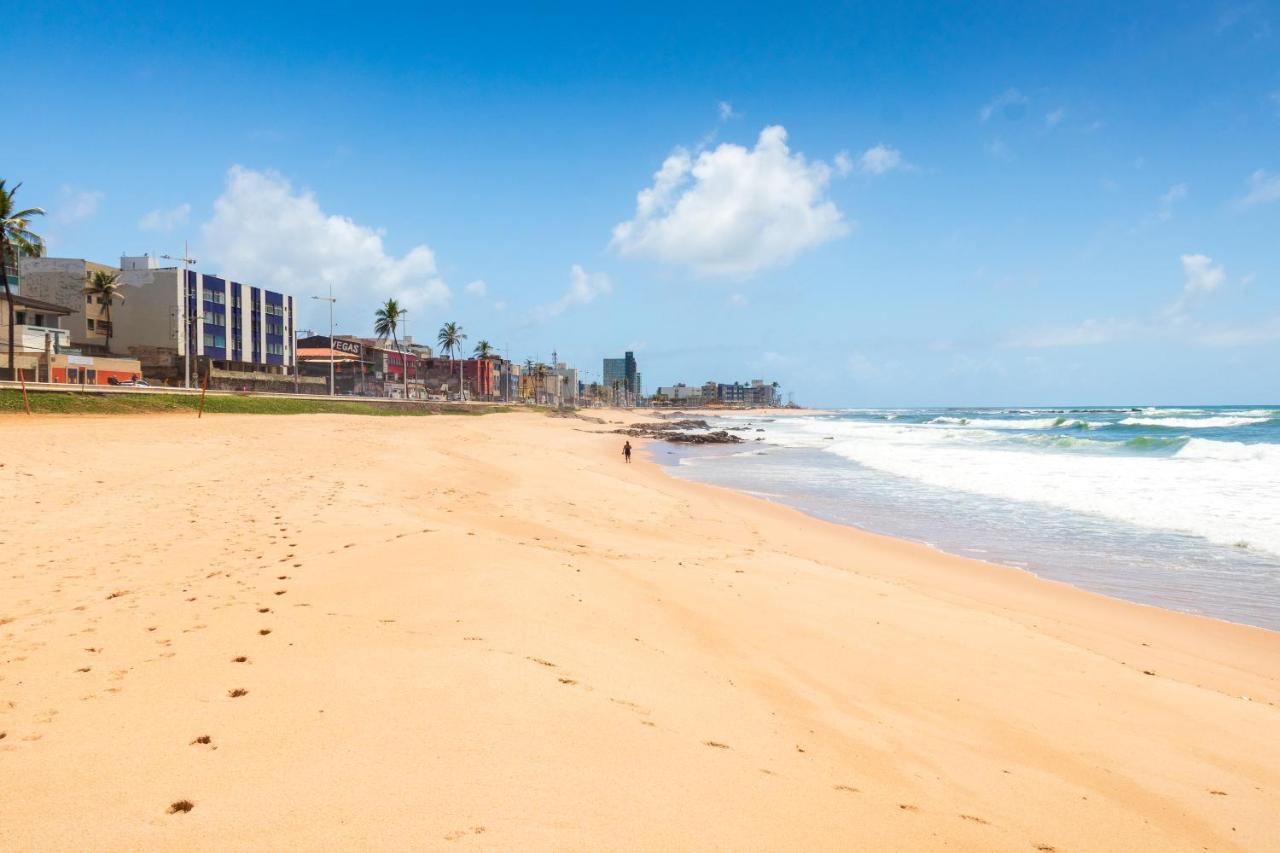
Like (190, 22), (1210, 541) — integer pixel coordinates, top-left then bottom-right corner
(2, 410), (1277, 851)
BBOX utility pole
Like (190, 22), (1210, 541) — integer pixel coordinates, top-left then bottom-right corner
(311, 283), (336, 396)
(401, 310), (410, 400)
(160, 243), (197, 389)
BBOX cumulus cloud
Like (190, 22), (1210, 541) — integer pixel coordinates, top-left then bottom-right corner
(1237, 169), (1280, 207)
(138, 203), (192, 232)
(201, 166), (450, 330)
(464, 279), (487, 297)
(54, 186), (104, 224)
(980, 88), (1029, 122)
(531, 265), (612, 321)
(611, 125), (849, 277)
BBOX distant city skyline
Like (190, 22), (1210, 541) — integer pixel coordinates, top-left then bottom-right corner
(4, 2), (1278, 405)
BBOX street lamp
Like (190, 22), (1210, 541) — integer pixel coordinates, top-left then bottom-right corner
(311, 284), (336, 397)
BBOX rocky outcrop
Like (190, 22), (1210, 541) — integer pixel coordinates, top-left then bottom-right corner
(613, 420), (743, 444)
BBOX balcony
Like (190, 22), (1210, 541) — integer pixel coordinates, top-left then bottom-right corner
(0, 324), (72, 354)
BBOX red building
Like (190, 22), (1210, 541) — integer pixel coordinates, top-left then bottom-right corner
(418, 357), (497, 399)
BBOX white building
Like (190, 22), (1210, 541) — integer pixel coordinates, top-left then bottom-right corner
(21, 255), (295, 383)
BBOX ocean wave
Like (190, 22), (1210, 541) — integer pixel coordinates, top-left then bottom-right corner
(1175, 438), (1280, 463)
(1119, 416), (1270, 429)
(928, 415), (1095, 430)
(818, 432), (1280, 555)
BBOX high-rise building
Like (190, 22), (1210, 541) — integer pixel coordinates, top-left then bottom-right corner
(603, 357), (626, 392)
(624, 351), (637, 394)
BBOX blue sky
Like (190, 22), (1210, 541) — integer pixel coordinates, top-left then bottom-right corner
(4, 1), (1279, 406)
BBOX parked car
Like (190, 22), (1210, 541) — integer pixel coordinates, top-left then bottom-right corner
(118, 378), (150, 387)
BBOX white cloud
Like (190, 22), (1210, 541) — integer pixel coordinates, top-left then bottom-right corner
(1179, 253), (1224, 296)
(54, 186), (104, 224)
(532, 265), (612, 321)
(856, 144), (910, 175)
(1045, 107), (1066, 128)
(717, 100), (738, 121)
(611, 125), (849, 278)
(201, 166), (450, 330)
(728, 292), (746, 306)
(138, 202), (192, 232)
(980, 88), (1029, 122)
(1237, 169), (1280, 207)
(464, 279), (487, 297)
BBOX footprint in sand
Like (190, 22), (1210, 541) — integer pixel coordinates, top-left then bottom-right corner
(959, 814), (990, 824)
(168, 800), (194, 814)
(232, 656), (249, 663)
(833, 785), (859, 793)
(259, 629), (272, 636)
(704, 741), (730, 749)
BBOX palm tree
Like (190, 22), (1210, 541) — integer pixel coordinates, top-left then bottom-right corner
(82, 270), (125, 354)
(437, 321), (466, 398)
(1, 181), (46, 380)
(522, 357), (535, 401)
(373, 298), (407, 398)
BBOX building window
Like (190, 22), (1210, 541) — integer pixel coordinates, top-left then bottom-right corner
(87, 319), (96, 330)
(204, 309), (226, 326)
(203, 332), (226, 348)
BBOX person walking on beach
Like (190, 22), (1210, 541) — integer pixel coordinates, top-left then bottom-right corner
(622, 441), (632, 463)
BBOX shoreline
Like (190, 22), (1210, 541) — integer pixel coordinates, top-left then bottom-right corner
(3, 411), (1277, 850)
(649, 440), (1280, 636)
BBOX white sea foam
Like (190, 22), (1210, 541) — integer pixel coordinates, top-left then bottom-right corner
(1120, 416), (1269, 428)
(927, 416), (1095, 429)
(1176, 438), (1280, 462)
(737, 416), (1280, 555)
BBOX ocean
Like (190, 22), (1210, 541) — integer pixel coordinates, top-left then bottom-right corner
(655, 406), (1280, 631)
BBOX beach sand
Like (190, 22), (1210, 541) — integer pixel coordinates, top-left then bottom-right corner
(2, 411), (1277, 851)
